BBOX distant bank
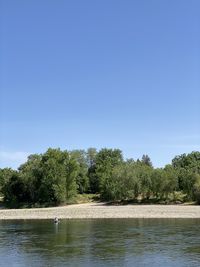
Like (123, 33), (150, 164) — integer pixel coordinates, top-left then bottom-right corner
(0, 203), (200, 220)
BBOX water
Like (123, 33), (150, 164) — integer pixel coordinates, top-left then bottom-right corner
(0, 219), (200, 267)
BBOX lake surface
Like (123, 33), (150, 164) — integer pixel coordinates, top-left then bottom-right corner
(0, 219), (200, 267)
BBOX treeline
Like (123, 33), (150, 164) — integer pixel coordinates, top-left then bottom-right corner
(0, 148), (200, 207)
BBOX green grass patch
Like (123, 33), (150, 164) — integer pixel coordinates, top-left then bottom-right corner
(72, 193), (100, 204)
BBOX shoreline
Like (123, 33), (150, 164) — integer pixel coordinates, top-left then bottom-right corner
(1, 203), (200, 220)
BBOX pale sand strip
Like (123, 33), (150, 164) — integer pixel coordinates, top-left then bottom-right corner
(0, 203), (200, 220)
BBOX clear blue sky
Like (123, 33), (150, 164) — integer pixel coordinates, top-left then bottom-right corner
(0, 0), (199, 169)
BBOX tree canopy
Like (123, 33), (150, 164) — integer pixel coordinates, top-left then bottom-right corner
(0, 149), (200, 207)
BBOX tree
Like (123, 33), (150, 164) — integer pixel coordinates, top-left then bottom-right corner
(141, 154), (153, 167)
(86, 148), (98, 193)
(86, 148), (97, 167)
(134, 162), (153, 199)
(151, 168), (164, 198)
(172, 151), (200, 198)
(38, 148), (78, 204)
(65, 155), (78, 201)
(172, 151), (200, 173)
(162, 165), (178, 199)
(193, 174), (200, 204)
(18, 154), (42, 203)
(99, 162), (139, 201)
(70, 150), (89, 194)
(95, 148), (123, 198)
(121, 162), (142, 200)
(1, 148), (200, 206)
(0, 168), (25, 206)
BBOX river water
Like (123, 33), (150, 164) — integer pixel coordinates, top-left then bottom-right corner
(0, 219), (200, 267)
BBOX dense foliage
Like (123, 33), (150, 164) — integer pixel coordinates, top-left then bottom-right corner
(0, 149), (200, 207)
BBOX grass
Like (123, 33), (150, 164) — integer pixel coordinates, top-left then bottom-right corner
(0, 192), (197, 208)
(106, 191), (197, 205)
(72, 193), (100, 204)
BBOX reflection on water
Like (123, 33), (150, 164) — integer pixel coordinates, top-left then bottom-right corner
(0, 219), (200, 267)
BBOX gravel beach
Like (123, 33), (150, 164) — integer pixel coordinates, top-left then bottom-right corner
(0, 203), (200, 220)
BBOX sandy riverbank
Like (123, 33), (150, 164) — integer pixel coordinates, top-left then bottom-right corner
(0, 203), (200, 220)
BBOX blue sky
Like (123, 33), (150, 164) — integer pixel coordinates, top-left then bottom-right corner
(0, 0), (199, 169)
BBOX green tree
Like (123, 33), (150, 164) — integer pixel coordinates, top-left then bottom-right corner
(18, 154), (42, 203)
(0, 168), (25, 206)
(70, 150), (89, 194)
(193, 174), (200, 204)
(162, 165), (178, 199)
(151, 168), (164, 199)
(172, 151), (200, 173)
(141, 154), (153, 167)
(65, 155), (78, 201)
(86, 148), (97, 167)
(172, 151), (200, 199)
(39, 148), (78, 204)
(134, 162), (153, 199)
(86, 148), (98, 193)
(95, 148), (123, 198)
